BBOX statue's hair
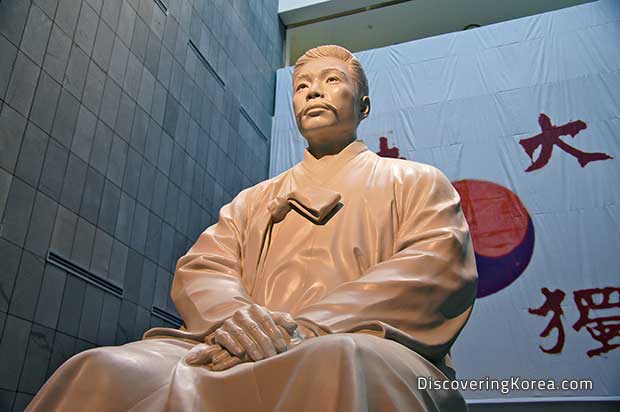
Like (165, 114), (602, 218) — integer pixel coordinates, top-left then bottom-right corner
(294, 45), (369, 98)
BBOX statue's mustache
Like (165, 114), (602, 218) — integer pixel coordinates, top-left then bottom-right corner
(298, 101), (337, 116)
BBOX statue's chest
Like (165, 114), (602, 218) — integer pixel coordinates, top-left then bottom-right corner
(266, 187), (397, 270)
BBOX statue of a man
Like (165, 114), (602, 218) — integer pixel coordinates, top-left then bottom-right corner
(28, 45), (477, 412)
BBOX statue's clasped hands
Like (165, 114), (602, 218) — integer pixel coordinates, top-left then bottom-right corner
(185, 304), (301, 371)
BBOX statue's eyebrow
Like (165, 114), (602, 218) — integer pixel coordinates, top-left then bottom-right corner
(319, 67), (347, 78)
(295, 67), (348, 83)
(295, 73), (312, 82)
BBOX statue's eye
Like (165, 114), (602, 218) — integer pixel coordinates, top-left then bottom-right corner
(326, 77), (339, 83)
(296, 83), (308, 91)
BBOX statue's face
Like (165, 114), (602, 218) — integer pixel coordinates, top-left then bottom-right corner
(292, 56), (362, 145)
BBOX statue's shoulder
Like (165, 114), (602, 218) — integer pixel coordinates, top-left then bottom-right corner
(371, 155), (455, 207)
(371, 153), (446, 185)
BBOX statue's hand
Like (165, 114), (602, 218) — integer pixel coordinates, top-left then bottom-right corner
(213, 304), (298, 362)
(184, 343), (244, 371)
(208, 347), (243, 371)
(207, 319), (320, 372)
(185, 343), (226, 366)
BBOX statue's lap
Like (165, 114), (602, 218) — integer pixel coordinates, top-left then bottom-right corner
(75, 333), (444, 380)
(31, 334), (464, 412)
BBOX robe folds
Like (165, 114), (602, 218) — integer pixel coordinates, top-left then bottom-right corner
(28, 140), (478, 412)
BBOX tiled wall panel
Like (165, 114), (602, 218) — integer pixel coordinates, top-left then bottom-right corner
(0, 0), (284, 407)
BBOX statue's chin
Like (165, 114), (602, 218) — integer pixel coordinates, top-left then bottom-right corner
(302, 128), (342, 143)
(299, 114), (336, 131)
(300, 124), (335, 141)
(302, 134), (357, 154)
(298, 117), (358, 147)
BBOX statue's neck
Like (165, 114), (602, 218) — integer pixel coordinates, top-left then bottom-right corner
(307, 136), (357, 159)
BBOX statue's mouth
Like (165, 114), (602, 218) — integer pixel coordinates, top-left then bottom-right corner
(303, 102), (335, 115)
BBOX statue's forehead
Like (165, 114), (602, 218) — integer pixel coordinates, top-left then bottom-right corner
(294, 57), (350, 80)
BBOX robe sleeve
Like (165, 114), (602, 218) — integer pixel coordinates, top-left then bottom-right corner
(294, 164), (478, 361)
(171, 188), (256, 333)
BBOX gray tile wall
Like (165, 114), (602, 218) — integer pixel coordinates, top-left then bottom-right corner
(0, 0), (283, 408)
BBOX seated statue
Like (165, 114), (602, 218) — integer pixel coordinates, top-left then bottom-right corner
(28, 45), (478, 412)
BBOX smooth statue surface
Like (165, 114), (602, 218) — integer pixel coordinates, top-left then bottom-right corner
(28, 45), (478, 412)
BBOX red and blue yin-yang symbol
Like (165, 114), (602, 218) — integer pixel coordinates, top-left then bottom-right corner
(375, 139), (535, 298)
(452, 179), (535, 298)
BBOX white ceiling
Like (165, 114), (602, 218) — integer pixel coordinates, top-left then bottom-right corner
(282, 0), (596, 65)
(279, 0), (392, 24)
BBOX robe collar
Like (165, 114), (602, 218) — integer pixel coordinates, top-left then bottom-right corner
(300, 140), (369, 178)
(267, 187), (341, 224)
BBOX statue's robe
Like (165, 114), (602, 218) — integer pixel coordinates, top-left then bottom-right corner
(28, 141), (478, 412)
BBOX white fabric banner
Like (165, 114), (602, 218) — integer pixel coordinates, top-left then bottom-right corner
(270, 0), (620, 401)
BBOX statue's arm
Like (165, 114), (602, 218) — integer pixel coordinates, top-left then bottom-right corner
(171, 188), (255, 333)
(294, 165), (478, 361)
(171, 186), (303, 368)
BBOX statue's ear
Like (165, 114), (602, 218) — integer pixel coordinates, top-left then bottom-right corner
(360, 96), (371, 119)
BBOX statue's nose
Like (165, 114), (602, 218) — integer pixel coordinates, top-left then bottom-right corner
(306, 82), (322, 100)
(307, 91), (320, 100)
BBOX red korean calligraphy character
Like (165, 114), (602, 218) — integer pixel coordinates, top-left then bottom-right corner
(573, 287), (620, 357)
(377, 137), (406, 159)
(529, 287), (566, 354)
(519, 113), (612, 172)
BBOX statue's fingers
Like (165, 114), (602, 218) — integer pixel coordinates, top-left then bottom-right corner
(227, 316), (264, 361)
(214, 327), (244, 358)
(249, 305), (287, 353)
(211, 349), (231, 364)
(185, 344), (220, 366)
(272, 312), (298, 336)
(210, 355), (243, 372)
(236, 312), (277, 358)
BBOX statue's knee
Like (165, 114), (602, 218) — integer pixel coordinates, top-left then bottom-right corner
(306, 333), (420, 370)
(72, 347), (127, 377)
(306, 333), (378, 357)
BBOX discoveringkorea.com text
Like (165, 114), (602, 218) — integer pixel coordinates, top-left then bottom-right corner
(418, 376), (593, 395)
